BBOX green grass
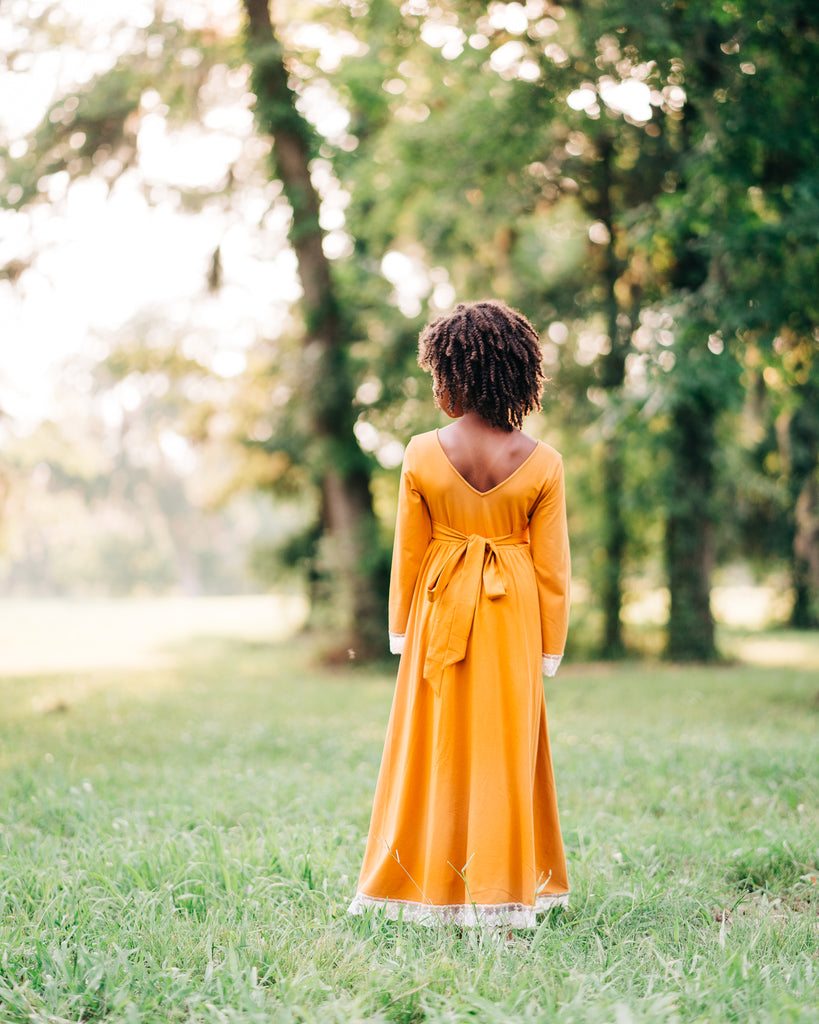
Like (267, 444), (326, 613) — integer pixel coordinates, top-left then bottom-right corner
(1, 607), (817, 1023)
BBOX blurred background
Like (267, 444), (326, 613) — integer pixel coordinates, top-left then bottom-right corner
(1, 0), (817, 666)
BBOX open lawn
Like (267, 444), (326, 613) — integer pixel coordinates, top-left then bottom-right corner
(1, 598), (817, 1023)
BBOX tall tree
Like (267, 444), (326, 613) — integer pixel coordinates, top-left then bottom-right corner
(242, 0), (384, 657)
(641, 0), (819, 653)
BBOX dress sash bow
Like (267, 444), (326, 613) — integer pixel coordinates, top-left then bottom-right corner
(424, 521), (528, 695)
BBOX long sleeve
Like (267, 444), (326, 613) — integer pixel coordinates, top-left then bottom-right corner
(388, 441), (432, 652)
(528, 456), (571, 677)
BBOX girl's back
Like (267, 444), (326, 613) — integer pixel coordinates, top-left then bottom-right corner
(437, 415), (538, 494)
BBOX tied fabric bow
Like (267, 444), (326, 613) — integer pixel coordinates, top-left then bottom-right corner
(423, 521), (528, 695)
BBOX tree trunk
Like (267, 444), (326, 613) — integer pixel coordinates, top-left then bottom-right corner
(243, 0), (384, 658)
(665, 391), (718, 661)
(594, 134), (629, 658)
(791, 473), (819, 627)
(600, 432), (627, 657)
(780, 380), (819, 628)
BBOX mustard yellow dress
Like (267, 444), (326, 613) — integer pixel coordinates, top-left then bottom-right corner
(349, 428), (571, 929)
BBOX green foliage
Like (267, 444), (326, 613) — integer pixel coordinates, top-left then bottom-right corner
(2, 0), (818, 648)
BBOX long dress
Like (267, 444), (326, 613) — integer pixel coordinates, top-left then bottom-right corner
(348, 428), (571, 929)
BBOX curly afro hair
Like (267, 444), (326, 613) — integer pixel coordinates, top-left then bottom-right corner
(417, 299), (545, 431)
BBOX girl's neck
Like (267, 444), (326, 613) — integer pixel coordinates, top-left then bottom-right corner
(447, 410), (517, 435)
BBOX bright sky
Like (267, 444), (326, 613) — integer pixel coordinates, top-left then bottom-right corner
(0, 0), (280, 428)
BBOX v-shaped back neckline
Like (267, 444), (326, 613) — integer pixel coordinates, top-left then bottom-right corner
(435, 430), (540, 496)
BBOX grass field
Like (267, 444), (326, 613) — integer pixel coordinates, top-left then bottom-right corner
(1, 598), (817, 1023)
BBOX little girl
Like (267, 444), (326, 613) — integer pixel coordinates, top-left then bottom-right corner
(349, 299), (571, 930)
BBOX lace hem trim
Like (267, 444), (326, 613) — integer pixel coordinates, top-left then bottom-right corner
(542, 653), (562, 677)
(347, 891), (569, 929)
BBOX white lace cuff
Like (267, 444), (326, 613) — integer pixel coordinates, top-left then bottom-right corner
(542, 653), (562, 677)
(389, 632), (405, 655)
